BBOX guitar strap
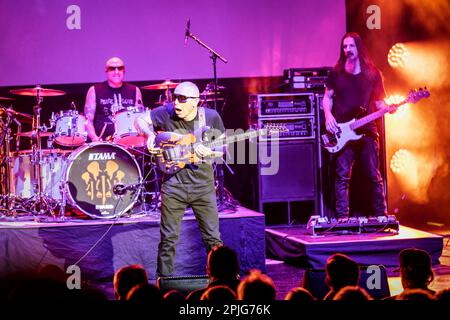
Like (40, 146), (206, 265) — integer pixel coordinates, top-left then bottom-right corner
(198, 106), (207, 141)
(197, 106), (211, 164)
(198, 106), (206, 130)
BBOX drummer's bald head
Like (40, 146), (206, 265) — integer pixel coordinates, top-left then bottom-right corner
(105, 57), (125, 71)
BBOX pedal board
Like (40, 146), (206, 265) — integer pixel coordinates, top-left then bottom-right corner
(306, 215), (400, 236)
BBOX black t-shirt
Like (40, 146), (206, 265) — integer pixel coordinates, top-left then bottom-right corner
(94, 81), (137, 139)
(150, 103), (225, 185)
(326, 68), (385, 136)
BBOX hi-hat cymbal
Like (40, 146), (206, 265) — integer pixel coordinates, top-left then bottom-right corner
(141, 80), (180, 90)
(18, 131), (53, 138)
(0, 108), (33, 124)
(10, 85), (66, 97)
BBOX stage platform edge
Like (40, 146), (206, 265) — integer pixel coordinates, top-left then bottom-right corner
(265, 225), (443, 269)
(0, 206), (266, 281)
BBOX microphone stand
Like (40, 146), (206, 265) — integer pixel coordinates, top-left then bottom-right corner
(186, 25), (229, 210)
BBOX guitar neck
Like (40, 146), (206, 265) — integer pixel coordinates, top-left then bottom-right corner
(347, 89), (429, 130)
(350, 104), (398, 130)
(203, 129), (264, 148)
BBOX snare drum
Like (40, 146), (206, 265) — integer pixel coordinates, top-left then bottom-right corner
(12, 149), (69, 199)
(113, 108), (147, 147)
(52, 110), (87, 147)
(63, 142), (142, 219)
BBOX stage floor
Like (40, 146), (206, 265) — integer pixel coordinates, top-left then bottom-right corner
(266, 225), (444, 269)
(0, 206), (266, 281)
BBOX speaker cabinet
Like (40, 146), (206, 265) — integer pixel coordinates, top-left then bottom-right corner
(257, 140), (319, 225)
(258, 140), (316, 201)
(156, 275), (210, 295)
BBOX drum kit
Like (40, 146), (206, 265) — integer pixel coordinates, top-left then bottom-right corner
(0, 80), (227, 221)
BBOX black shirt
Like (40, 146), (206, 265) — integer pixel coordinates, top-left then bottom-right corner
(326, 68), (386, 136)
(94, 81), (137, 139)
(150, 103), (225, 185)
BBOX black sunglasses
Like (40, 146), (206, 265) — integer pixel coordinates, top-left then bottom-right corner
(107, 66), (125, 72)
(174, 94), (198, 103)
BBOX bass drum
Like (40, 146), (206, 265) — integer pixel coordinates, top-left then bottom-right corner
(64, 142), (142, 219)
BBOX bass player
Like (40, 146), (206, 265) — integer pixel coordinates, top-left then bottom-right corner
(323, 32), (391, 220)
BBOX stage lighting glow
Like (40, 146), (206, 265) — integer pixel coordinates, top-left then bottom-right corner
(385, 94), (410, 119)
(387, 43), (409, 68)
(390, 149), (413, 174)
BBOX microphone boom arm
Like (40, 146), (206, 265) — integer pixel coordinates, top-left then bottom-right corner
(187, 31), (228, 64)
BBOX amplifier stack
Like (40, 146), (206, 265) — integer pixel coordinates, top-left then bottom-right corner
(249, 92), (324, 225)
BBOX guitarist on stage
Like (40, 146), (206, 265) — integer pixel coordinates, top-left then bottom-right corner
(134, 81), (224, 277)
(323, 32), (391, 220)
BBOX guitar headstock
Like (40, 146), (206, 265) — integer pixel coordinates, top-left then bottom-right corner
(262, 123), (289, 136)
(405, 87), (430, 104)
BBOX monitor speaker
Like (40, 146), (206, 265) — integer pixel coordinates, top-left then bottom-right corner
(156, 275), (210, 295)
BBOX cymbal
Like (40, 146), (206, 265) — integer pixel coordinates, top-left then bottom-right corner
(200, 91), (225, 96)
(18, 131), (53, 138)
(10, 86), (66, 97)
(201, 97), (225, 102)
(0, 108), (33, 124)
(141, 80), (180, 90)
(203, 84), (226, 91)
(0, 96), (15, 101)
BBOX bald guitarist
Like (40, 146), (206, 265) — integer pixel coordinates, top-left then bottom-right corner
(134, 81), (224, 278)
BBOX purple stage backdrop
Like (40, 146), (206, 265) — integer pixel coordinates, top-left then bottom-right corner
(0, 0), (345, 86)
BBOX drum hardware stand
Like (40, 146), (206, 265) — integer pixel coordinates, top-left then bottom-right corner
(56, 180), (69, 222)
(135, 162), (160, 215)
(123, 146), (161, 216)
(0, 109), (27, 218)
(28, 89), (58, 218)
(0, 111), (15, 215)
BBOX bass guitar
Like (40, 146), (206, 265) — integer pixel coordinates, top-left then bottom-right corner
(321, 88), (430, 153)
(150, 124), (287, 174)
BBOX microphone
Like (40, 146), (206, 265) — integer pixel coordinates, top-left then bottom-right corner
(184, 18), (190, 47)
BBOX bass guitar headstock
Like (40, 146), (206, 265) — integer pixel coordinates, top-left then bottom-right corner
(405, 87), (430, 104)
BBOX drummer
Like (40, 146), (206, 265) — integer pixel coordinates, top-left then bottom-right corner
(84, 57), (143, 142)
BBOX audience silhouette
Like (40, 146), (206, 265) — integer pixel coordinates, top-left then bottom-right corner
(113, 264), (148, 300)
(333, 285), (373, 301)
(284, 287), (317, 301)
(434, 287), (450, 302)
(237, 269), (276, 301)
(126, 283), (163, 302)
(200, 285), (237, 302)
(323, 253), (360, 300)
(187, 245), (241, 301)
(396, 288), (434, 301)
(384, 248), (435, 300)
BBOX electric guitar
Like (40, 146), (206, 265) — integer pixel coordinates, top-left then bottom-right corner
(321, 88), (430, 153)
(149, 124), (287, 174)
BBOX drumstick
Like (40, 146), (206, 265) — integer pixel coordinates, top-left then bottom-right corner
(98, 123), (107, 141)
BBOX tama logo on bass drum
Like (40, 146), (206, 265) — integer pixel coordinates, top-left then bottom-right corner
(88, 152), (117, 161)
